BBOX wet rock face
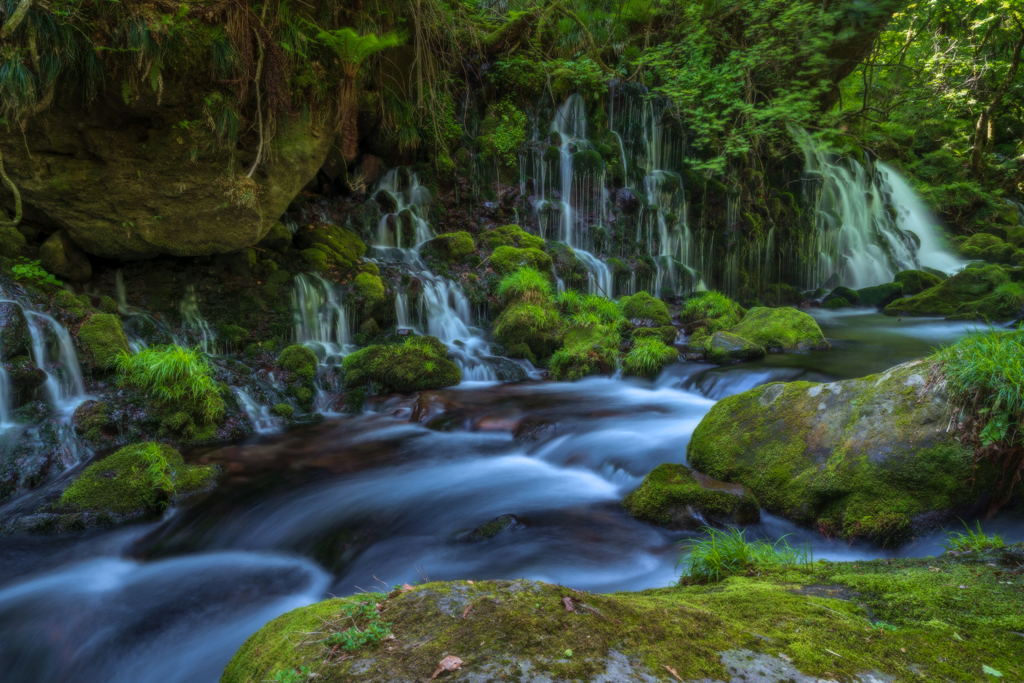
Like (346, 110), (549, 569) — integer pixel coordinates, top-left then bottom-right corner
(40, 230), (92, 283)
(687, 360), (981, 544)
(0, 91), (332, 261)
(0, 303), (31, 361)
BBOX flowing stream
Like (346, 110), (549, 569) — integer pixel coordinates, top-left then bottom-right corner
(1, 308), (1021, 683)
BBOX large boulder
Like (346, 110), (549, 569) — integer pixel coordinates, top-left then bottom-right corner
(687, 360), (983, 544)
(624, 463), (760, 529)
(725, 307), (829, 351)
(341, 336), (461, 409)
(884, 264), (1019, 320)
(855, 282), (903, 308)
(40, 230), (92, 283)
(0, 92), (332, 260)
(893, 269), (942, 295)
(78, 313), (130, 369)
(619, 291), (672, 327)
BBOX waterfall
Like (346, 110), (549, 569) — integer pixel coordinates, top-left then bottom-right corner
(291, 273), (355, 411)
(799, 132), (964, 289)
(374, 169), (435, 248)
(231, 388), (279, 434)
(180, 285), (216, 352)
(372, 247), (497, 382)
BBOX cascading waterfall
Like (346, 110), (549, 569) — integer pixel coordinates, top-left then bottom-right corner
(799, 132), (964, 289)
(371, 247), (497, 382)
(374, 169), (435, 248)
(291, 273), (355, 411)
(180, 285), (216, 352)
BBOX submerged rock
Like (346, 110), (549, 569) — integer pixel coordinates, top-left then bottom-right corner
(687, 360), (983, 544)
(467, 514), (527, 540)
(624, 463), (760, 529)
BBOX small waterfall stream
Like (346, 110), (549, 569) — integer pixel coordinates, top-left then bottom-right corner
(374, 169), (435, 248)
(799, 132), (964, 288)
(291, 273), (355, 412)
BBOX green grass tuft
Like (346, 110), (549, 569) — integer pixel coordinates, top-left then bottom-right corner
(622, 337), (677, 378)
(115, 345), (225, 424)
(941, 519), (1005, 552)
(497, 267), (552, 302)
(678, 527), (813, 583)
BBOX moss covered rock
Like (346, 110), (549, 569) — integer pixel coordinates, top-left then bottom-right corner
(257, 222), (294, 252)
(631, 326), (678, 345)
(53, 290), (89, 319)
(688, 360), (982, 544)
(681, 292), (744, 335)
(822, 286), (859, 307)
(78, 313), (129, 369)
(422, 231), (475, 262)
(353, 272), (386, 306)
(490, 246), (553, 276)
(624, 463), (760, 529)
(958, 232), (1003, 259)
(0, 226), (27, 259)
(342, 336), (461, 408)
(0, 302), (31, 361)
(493, 302), (562, 364)
(893, 269), (943, 295)
(548, 325), (618, 381)
(278, 345), (318, 381)
(704, 331), (765, 365)
(483, 225), (545, 250)
(725, 307), (828, 351)
(221, 553), (1024, 683)
(856, 282), (903, 308)
(59, 442), (217, 517)
(619, 291), (672, 327)
(884, 265), (1014, 319)
(40, 230), (92, 283)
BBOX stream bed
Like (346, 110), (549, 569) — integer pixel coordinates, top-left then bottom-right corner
(1, 310), (1021, 683)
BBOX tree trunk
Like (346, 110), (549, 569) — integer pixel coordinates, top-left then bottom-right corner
(971, 19), (1024, 176)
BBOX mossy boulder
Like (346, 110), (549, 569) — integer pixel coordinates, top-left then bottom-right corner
(342, 336), (460, 407)
(353, 273), (386, 305)
(688, 360), (983, 544)
(78, 313), (130, 369)
(0, 302), (31, 360)
(0, 96), (332, 260)
(856, 282), (903, 308)
(704, 331), (765, 365)
(884, 265), (1011, 319)
(631, 326), (678, 345)
(278, 344), (318, 381)
(624, 463), (760, 529)
(53, 289), (89, 318)
(493, 302), (562, 365)
(482, 225), (545, 250)
(680, 292), (744, 334)
(221, 555), (1024, 683)
(548, 325), (618, 381)
(257, 222), (293, 252)
(893, 269), (943, 295)
(822, 286), (859, 307)
(422, 231), (475, 262)
(725, 307), (829, 351)
(4, 355), (46, 403)
(271, 403), (294, 419)
(490, 246), (553, 276)
(619, 291), (672, 327)
(39, 230), (92, 283)
(958, 232), (1003, 259)
(59, 442), (217, 517)
(0, 226), (27, 259)
(296, 225), (367, 271)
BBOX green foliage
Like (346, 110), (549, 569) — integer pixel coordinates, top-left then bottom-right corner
(79, 313), (130, 369)
(497, 267), (552, 302)
(115, 346), (225, 424)
(326, 595), (392, 651)
(478, 100), (528, 166)
(942, 520), (1005, 552)
(12, 259), (61, 286)
(619, 291), (672, 327)
(491, 246), (553, 276)
(353, 273), (386, 304)
(271, 666), (311, 683)
(315, 27), (407, 70)
(681, 291), (743, 332)
(622, 336), (678, 378)
(678, 527), (812, 583)
(342, 336), (461, 409)
(278, 344), (318, 381)
(933, 328), (1024, 488)
(483, 225), (545, 251)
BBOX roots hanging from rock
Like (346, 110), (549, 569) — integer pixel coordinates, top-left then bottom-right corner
(0, 147), (23, 228)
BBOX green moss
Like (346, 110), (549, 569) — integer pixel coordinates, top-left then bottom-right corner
(823, 296), (851, 309)
(497, 267), (553, 304)
(53, 289), (89, 318)
(422, 231), (475, 262)
(0, 226), (27, 259)
(624, 463), (760, 528)
(300, 248), (330, 271)
(681, 291), (743, 333)
(271, 403), (294, 419)
(725, 306), (828, 351)
(893, 269), (943, 295)
(823, 286), (859, 306)
(353, 273), (386, 305)
(60, 442), (216, 516)
(885, 265), (1009, 319)
(99, 295), (119, 314)
(483, 225), (545, 250)
(572, 149), (604, 177)
(619, 291), (672, 327)
(78, 313), (130, 369)
(341, 336), (461, 409)
(218, 324), (248, 348)
(490, 246), (553, 276)
(549, 325), (618, 381)
(960, 232), (1003, 253)
(622, 337), (678, 378)
(278, 345), (318, 381)
(257, 222), (293, 252)
(493, 302), (562, 363)
(220, 551), (1024, 683)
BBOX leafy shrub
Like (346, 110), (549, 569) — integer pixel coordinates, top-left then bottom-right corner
(12, 259), (61, 286)
(326, 595), (392, 651)
(115, 346), (225, 423)
(678, 527), (812, 583)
